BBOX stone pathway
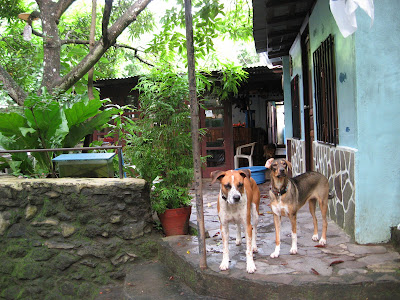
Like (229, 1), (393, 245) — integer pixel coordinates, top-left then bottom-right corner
(158, 179), (400, 299)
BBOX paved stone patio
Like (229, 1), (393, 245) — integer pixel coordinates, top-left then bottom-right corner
(158, 179), (400, 298)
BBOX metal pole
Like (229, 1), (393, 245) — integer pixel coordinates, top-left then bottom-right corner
(117, 147), (124, 179)
(0, 146), (123, 154)
(184, 0), (207, 270)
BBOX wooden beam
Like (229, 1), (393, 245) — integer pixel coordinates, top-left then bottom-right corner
(267, 12), (306, 26)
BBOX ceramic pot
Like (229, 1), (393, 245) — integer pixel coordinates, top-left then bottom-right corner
(158, 206), (192, 236)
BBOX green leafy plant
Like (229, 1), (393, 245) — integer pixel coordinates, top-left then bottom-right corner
(122, 66), (199, 214)
(0, 90), (118, 177)
(122, 63), (248, 214)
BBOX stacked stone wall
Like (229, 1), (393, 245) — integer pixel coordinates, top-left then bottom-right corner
(287, 139), (356, 239)
(0, 177), (152, 299)
(313, 143), (356, 239)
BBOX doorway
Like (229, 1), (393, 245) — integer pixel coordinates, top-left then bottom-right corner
(200, 97), (234, 178)
(301, 26), (314, 171)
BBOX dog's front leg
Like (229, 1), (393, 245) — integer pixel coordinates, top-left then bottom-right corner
(220, 223), (230, 271)
(251, 203), (259, 253)
(236, 223), (242, 246)
(270, 214), (281, 258)
(245, 223), (256, 273)
(288, 213), (298, 255)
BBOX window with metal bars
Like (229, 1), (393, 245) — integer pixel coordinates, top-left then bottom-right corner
(291, 75), (301, 139)
(313, 34), (339, 145)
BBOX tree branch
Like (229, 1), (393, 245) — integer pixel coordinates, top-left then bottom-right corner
(102, 0), (113, 45)
(114, 43), (154, 67)
(53, 0), (152, 93)
(32, 28), (44, 38)
(60, 38), (152, 64)
(0, 65), (27, 105)
(55, 0), (77, 21)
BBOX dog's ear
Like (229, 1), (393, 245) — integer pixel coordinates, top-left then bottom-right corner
(211, 170), (226, 184)
(285, 160), (292, 170)
(265, 158), (274, 169)
(238, 169), (251, 179)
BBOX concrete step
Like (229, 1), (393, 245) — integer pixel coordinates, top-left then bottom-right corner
(122, 261), (223, 300)
(158, 235), (400, 300)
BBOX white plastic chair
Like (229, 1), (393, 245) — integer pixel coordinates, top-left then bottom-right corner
(234, 142), (256, 169)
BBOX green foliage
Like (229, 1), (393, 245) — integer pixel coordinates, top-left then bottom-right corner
(0, 0), (27, 22)
(57, 0), (155, 85)
(122, 63), (247, 213)
(0, 91), (118, 176)
(0, 18), (43, 95)
(122, 65), (199, 213)
(210, 60), (249, 100)
(146, 0), (254, 65)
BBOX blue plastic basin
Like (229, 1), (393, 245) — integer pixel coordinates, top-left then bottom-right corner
(235, 166), (267, 184)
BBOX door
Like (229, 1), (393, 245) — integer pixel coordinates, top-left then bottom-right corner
(200, 98), (233, 178)
(301, 26), (314, 171)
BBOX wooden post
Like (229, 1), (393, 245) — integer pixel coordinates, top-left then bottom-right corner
(184, 0), (207, 270)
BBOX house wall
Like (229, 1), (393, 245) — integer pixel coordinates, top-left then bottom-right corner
(353, 0), (400, 243)
(284, 0), (400, 243)
(285, 0), (358, 239)
(307, 0), (358, 240)
(309, 0), (358, 148)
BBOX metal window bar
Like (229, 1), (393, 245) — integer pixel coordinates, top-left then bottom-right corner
(313, 34), (338, 145)
(0, 146), (124, 179)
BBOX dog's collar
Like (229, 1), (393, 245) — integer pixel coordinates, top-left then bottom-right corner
(220, 191), (227, 201)
(272, 183), (288, 197)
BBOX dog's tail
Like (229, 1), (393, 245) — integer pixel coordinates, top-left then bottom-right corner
(328, 190), (335, 199)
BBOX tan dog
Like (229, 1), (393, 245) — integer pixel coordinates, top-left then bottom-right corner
(211, 169), (260, 273)
(265, 158), (330, 258)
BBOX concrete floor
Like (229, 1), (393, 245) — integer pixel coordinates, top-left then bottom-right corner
(158, 179), (400, 299)
(101, 178), (400, 299)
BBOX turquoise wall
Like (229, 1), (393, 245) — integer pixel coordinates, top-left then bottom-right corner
(354, 0), (400, 243)
(309, 0), (358, 148)
(285, 0), (400, 243)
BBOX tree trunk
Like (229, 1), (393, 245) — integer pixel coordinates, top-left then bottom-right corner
(88, 0), (97, 100)
(38, 0), (62, 92)
(184, 0), (207, 270)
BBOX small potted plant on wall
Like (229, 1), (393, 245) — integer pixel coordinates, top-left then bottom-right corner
(122, 66), (198, 236)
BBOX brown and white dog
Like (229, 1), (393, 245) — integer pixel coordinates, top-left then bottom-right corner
(265, 158), (330, 258)
(211, 169), (260, 273)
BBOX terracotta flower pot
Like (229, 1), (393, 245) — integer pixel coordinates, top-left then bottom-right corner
(158, 206), (192, 236)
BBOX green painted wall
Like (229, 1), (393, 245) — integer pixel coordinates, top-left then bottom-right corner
(354, 0), (400, 243)
(286, 0), (400, 243)
(309, 0), (358, 148)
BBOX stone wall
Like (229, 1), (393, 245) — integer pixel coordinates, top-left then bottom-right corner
(313, 142), (356, 239)
(287, 139), (356, 239)
(287, 138), (306, 176)
(0, 176), (152, 299)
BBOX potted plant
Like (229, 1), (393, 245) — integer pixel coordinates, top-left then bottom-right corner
(122, 64), (248, 236)
(122, 66), (197, 236)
